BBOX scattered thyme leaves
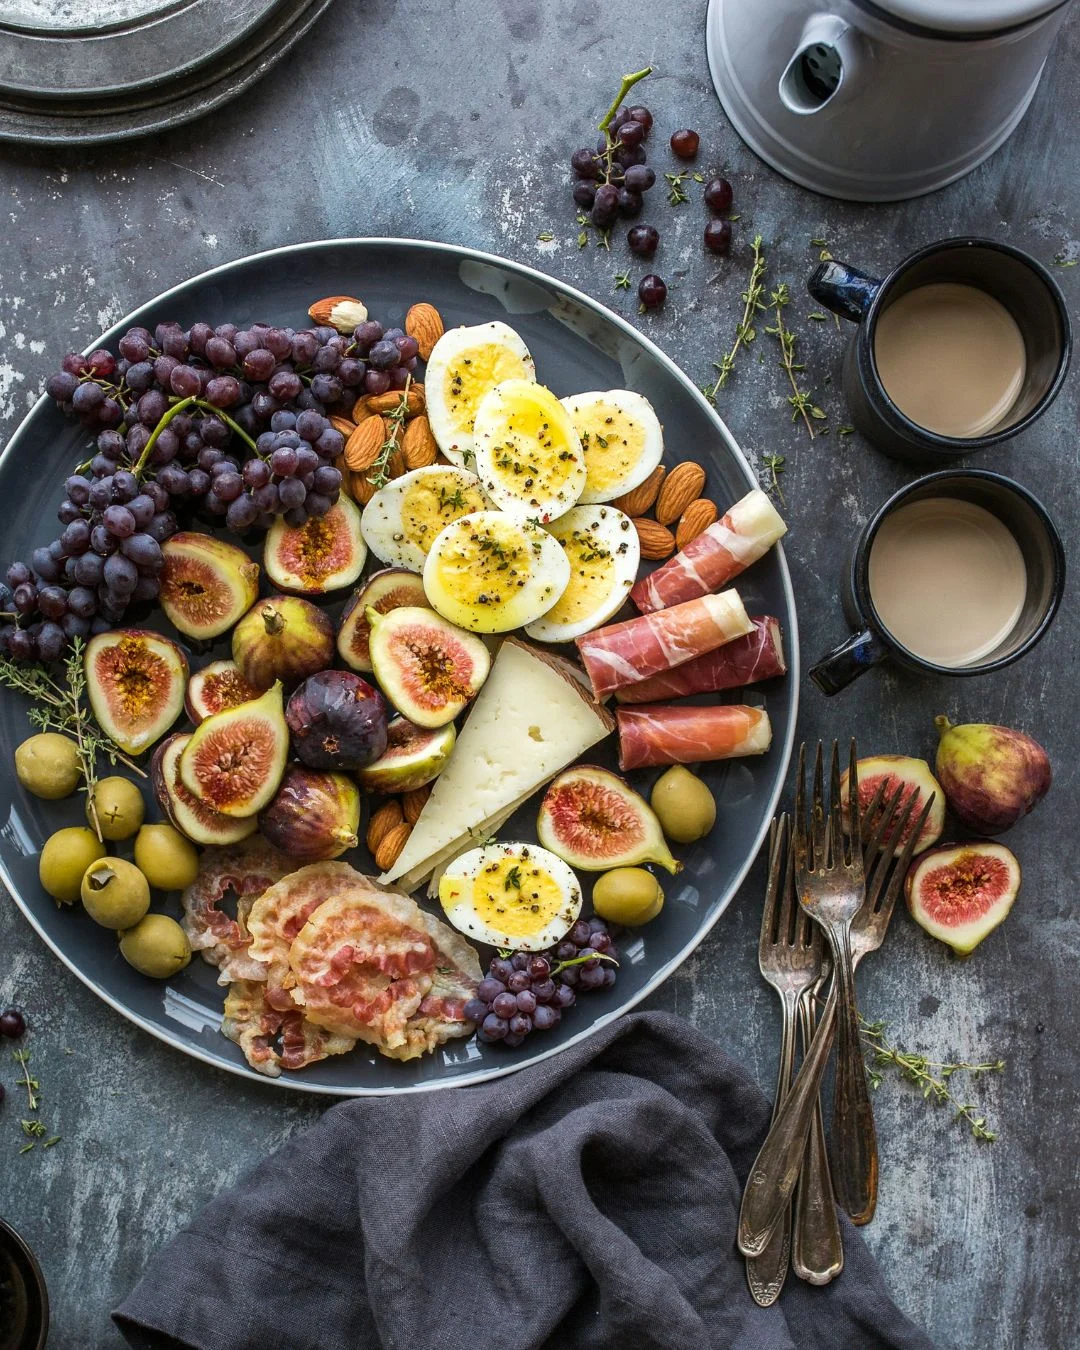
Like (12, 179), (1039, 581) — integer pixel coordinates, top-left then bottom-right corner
(536, 231), (554, 243)
(1053, 253), (1078, 267)
(665, 171), (691, 206)
(615, 270), (632, 291)
(504, 866), (523, 891)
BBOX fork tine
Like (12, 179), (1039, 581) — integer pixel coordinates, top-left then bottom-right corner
(873, 793), (937, 929)
(862, 782), (904, 872)
(865, 791), (917, 910)
(828, 741), (844, 867)
(759, 813), (788, 961)
(811, 742), (828, 870)
(846, 739), (861, 866)
(780, 819), (801, 945)
(860, 779), (886, 840)
(793, 743), (809, 874)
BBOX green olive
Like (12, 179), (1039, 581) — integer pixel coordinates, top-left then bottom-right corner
(592, 867), (664, 927)
(15, 733), (81, 800)
(39, 827), (107, 905)
(119, 914), (192, 979)
(80, 857), (151, 929)
(650, 766), (717, 844)
(86, 776), (145, 842)
(133, 823), (200, 891)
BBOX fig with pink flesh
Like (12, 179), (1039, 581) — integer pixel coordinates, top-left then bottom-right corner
(232, 595), (334, 692)
(286, 670), (388, 771)
(934, 715), (1051, 836)
(159, 533), (259, 639)
(336, 568), (429, 673)
(84, 629), (188, 756)
(905, 841), (1020, 955)
(186, 660), (261, 724)
(179, 682), (289, 817)
(537, 764), (681, 874)
(367, 605), (490, 729)
(259, 765), (361, 861)
(840, 755), (945, 857)
(356, 715), (456, 794)
(264, 494), (366, 594)
(151, 733), (258, 846)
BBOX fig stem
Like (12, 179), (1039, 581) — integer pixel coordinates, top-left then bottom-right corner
(934, 714), (954, 740)
(261, 605), (286, 636)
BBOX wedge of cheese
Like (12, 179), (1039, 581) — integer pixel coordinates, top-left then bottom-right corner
(381, 638), (615, 893)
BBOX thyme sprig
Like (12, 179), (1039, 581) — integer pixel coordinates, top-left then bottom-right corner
(762, 453), (786, 506)
(764, 283), (825, 440)
(0, 639), (146, 840)
(703, 235), (767, 403)
(13, 1048), (38, 1111)
(367, 376), (413, 489)
(614, 271), (632, 291)
(860, 1017), (1005, 1143)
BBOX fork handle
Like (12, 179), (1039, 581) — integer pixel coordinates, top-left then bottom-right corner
(745, 989), (798, 1305)
(792, 994), (844, 1284)
(737, 989), (838, 1256)
(828, 924), (879, 1225)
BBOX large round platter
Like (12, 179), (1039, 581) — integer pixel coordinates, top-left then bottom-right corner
(0, 239), (798, 1094)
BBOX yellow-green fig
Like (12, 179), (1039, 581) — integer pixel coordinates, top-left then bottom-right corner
(934, 716), (1051, 836)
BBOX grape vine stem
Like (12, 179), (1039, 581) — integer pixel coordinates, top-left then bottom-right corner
(597, 67), (652, 134)
(133, 395), (258, 479)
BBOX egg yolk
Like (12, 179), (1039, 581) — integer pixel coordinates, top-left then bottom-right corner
(442, 345), (533, 438)
(399, 476), (487, 554)
(449, 854), (571, 939)
(481, 386), (582, 503)
(428, 515), (542, 609)
(540, 520), (629, 626)
(570, 402), (648, 496)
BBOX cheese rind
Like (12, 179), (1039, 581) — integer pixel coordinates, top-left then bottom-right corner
(380, 639), (614, 891)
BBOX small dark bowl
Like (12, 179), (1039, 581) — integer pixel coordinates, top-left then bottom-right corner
(0, 1217), (48, 1350)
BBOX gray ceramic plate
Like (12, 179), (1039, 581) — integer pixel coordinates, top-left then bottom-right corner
(0, 239), (798, 1095)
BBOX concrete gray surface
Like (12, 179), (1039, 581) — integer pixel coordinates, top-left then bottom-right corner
(1, 1), (1078, 1345)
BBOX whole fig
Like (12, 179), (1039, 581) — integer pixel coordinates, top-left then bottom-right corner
(259, 765), (361, 861)
(934, 715), (1051, 835)
(286, 670), (388, 771)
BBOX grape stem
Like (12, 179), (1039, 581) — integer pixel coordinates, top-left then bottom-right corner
(550, 951), (619, 977)
(132, 395), (258, 479)
(598, 67), (652, 134)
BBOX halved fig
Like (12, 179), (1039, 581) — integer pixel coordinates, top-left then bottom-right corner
(159, 533), (259, 639)
(264, 494), (366, 594)
(186, 660), (261, 724)
(85, 629), (188, 756)
(537, 764), (681, 874)
(367, 605), (490, 728)
(179, 682), (289, 817)
(905, 841), (1020, 956)
(260, 766), (361, 861)
(336, 568), (428, 673)
(232, 595), (334, 692)
(286, 670), (388, 770)
(357, 715), (456, 794)
(151, 733), (258, 846)
(840, 755), (945, 857)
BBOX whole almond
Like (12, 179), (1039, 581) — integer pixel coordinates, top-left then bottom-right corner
(386, 446), (407, 480)
(365, 387), (426, 418)
(632, 517), (677, 560)
(308, 295), (368, 334)
(402, 784), (431, 825)
(351, 396), (376, 423)
(345, 417), (386, 471)
(367, 799), (404, 855)
(613, 465), (665, 517)
(656, 462), (707, 525)
(405, 303), (445, 361)
(375, 821), (412, 872)
(675, 498), (719, 550)
(350, 470), (378, 505)
(329, 415), (356, 437)
(402, 414), (438, 470)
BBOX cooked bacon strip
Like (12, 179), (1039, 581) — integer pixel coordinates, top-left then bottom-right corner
(180, 840), (293, 985)
(575, 590), (752, 699)
(630, 489), (787, 614)
(614, 616), (785, 704)
(617, 703), (772, 770)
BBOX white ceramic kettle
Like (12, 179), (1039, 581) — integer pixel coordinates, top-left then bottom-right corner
(706, 0), (1073, 200)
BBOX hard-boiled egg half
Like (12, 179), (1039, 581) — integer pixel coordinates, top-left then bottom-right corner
(359, 466), (488, 571)
(473, 379), (586, 523)
(524, 503), (640, 643)
(561, 390), (664, 503)
(425, 322), (536, 469)
(438, 841), (583, 951)
(423, 510), (570, 633)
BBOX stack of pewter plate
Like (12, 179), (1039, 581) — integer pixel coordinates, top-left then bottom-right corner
(0, 0), (334, 145)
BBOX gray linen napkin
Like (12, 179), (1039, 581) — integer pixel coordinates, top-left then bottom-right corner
(113, 1010), (933, 1350)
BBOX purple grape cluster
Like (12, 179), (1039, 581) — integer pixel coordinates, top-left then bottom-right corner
(570, 103), (656, 230)
(465, 917), (618, 1049)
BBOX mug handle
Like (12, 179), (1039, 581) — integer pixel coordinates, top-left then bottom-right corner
(807, 259), (882, 323)
(809, 629), (889, 696)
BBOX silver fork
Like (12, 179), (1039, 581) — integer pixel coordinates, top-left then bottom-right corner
(746, 815), (824, 1307)
(737, 771), (929, 1255)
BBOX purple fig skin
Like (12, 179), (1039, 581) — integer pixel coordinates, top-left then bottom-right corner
(259, 765), (360, 861)
(934, 715), (1051, 836)
(286, 670), (388, 771)
(232, 595), (334, 692)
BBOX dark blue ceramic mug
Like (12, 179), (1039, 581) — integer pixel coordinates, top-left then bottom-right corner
(810, 470), (1065, 696)
(808, 238), (1071, 464)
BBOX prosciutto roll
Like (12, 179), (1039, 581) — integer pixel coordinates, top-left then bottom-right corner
(630, 488), (787, 614)
(617, 704), (772, 770)
(615, 616), (785, 704)
(575, 590), (752, 700)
